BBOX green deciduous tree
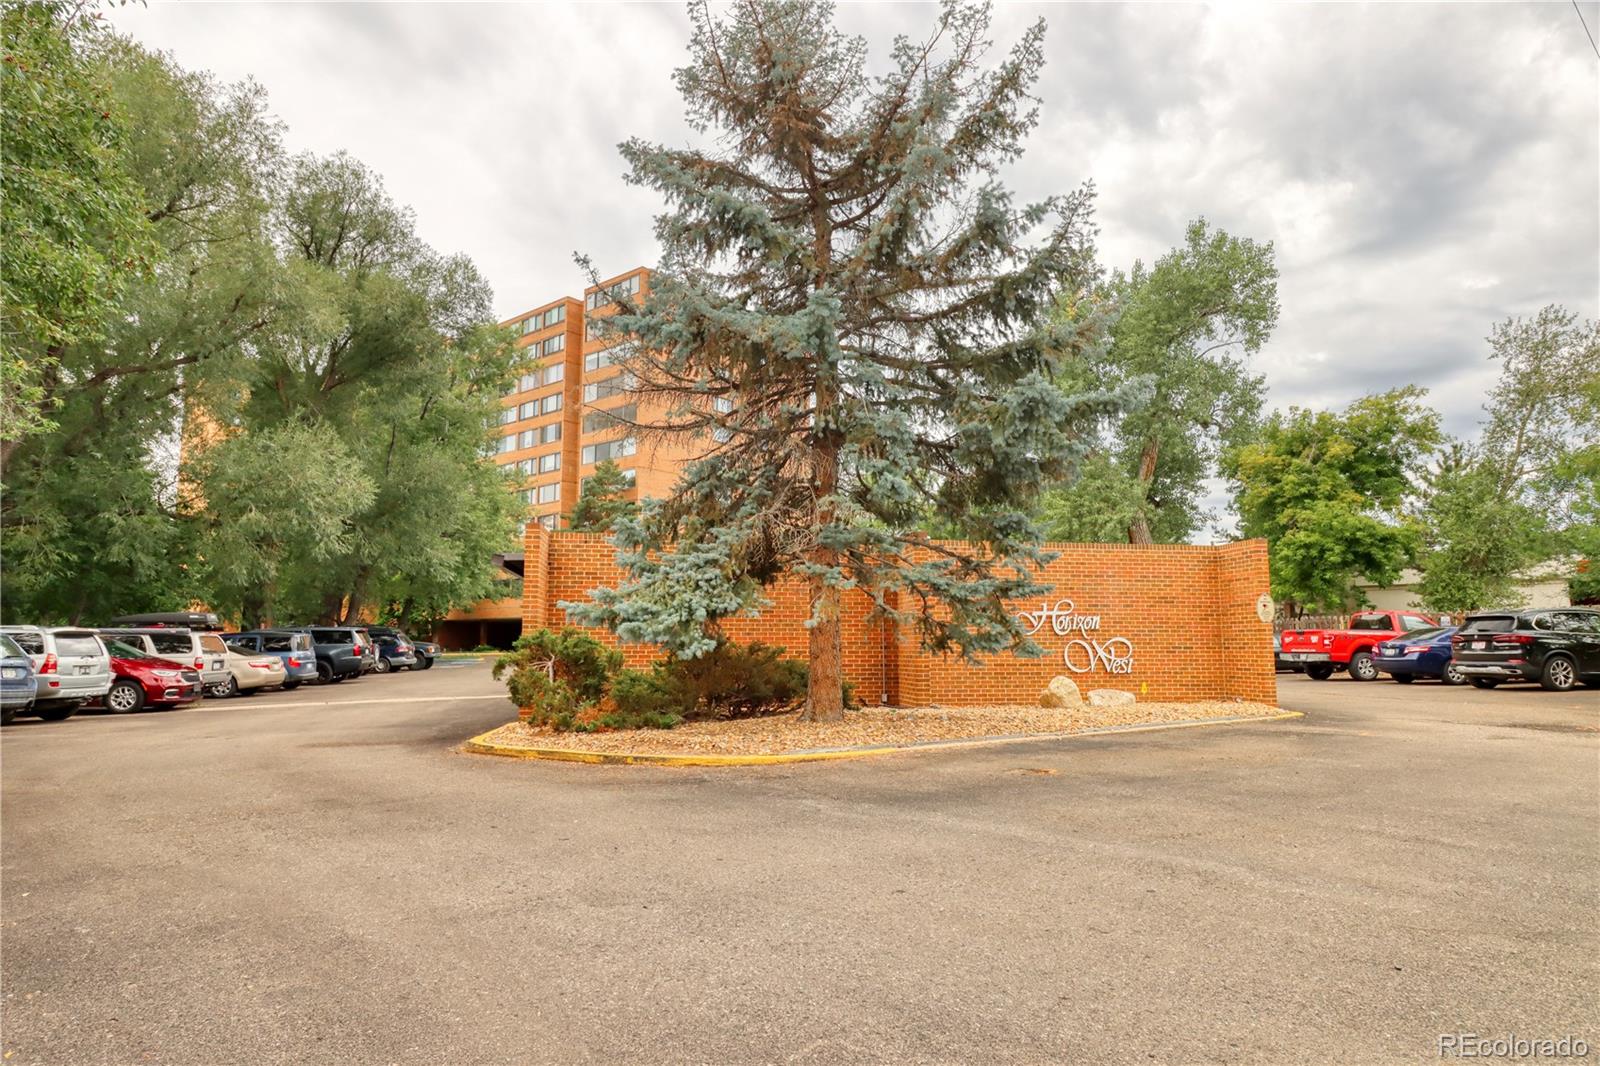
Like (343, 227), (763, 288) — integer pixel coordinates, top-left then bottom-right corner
(567, 459), (638, 532)
(1040, 218), (1277, 545)
(1, 1), (154, 461)
(1415, 306), (1599, 611)
(566, 0), (1131, 721)
(1224, 387), (1441, 614)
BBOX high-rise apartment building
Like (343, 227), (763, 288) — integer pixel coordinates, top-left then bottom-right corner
(490, 266), (693, 532)
(436, 266), (696, 647)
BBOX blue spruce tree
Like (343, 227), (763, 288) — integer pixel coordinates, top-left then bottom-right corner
(569, 0), (1134, 720)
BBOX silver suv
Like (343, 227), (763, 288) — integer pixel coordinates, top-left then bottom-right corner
(0, 626), (113, 721)
(99, 628), (232, 689)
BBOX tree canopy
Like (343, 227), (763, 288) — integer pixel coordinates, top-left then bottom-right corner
(566, 0), (1133, 720)
(1225, 387), (1440, 614)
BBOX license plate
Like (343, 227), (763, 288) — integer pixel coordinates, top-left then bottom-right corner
(76, 664), (91, 675)
(212, 660), (224, 671)
(2, 667), (19, 679)
(1472, 641), (1485, 650)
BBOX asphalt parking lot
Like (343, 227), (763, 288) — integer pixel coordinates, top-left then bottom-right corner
(2, 665), (1596, 1065)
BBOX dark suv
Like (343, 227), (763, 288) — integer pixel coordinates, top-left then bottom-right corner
(1451, 608), (1600, 692)
(365, 626), (437, 671)
(284, 626), (366, 684)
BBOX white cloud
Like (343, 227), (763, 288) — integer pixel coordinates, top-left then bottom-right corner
(110, 0), (1599, 481)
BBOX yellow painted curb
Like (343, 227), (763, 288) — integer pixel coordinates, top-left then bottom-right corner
(461, 709), (1306, 768)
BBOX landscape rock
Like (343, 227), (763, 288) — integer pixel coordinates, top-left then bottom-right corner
(1088, 689), (1137, 708)
(1039, 675), (1084, 708)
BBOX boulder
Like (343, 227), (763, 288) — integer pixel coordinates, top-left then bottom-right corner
(1087, 688), (1136, 708)
(1039, 675), (1084, 708)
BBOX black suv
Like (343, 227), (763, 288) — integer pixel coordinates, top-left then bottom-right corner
(1451, 608), (1600, 691)
(365, 626), (439, 670)
(284, 626), (366, 684)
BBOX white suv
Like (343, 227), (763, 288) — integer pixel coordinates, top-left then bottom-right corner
(0, 626), (113, 721)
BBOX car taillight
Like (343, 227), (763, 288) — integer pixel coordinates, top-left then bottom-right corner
(249, 660), (275, 670)
(1498, 634), (1534, 644)
(194, 656), (205, 669)
(40, 653), (57, 674)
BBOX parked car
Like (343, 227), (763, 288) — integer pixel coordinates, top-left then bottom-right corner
(98, 627), (233, 691)
(284, 626), (365, 683)
(1279, 610), (1439, 681)
(366, 626), (436, 670)
(1451, 608), (1600, 692)
(353, 627), (379, 674)
(368, 631), (418, 673)
(1374, 626), (1463, 685)
(0, 626), (113, 721)
(1, 633), (38, 725)
(206, 645), (288, 697)
(223, 630), (319, 689)
(97, 638), (202, 713)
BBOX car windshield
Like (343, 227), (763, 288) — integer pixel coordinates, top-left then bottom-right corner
(6, 632), (43, 654)
(106, 638), (153, 659)
(0, 635), (24, 658)
(1461, 616), (1518, 634)
(1349, 615), (1391, 631)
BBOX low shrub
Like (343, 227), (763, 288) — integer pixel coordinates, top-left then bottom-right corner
(493, 628), (622, 729)
(611, 639), (808, 723)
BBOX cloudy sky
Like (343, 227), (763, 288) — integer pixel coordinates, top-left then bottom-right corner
(110, 1), (1599, 528)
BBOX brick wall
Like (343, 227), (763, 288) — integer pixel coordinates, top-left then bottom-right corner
(520, 527), (1277, 706)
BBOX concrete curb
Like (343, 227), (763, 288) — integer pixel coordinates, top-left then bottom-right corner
(461, 709), (1307, 767)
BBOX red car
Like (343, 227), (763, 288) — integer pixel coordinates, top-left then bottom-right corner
(97, 638), (203, 713)
(1279, 609), (1439, 681)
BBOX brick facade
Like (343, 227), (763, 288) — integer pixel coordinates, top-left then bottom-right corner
(520, 527), (1278, 706)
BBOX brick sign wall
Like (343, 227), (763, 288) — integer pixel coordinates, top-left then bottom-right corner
(521, 528), (1276, 706)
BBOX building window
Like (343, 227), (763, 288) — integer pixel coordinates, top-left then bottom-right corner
(518, 458), (535, 476)
(518, 429), (535, 450)
(581, 467), (635, 493)
(581, 437), (637, 466)
(519, 371), (538, 392)
(583, 374), (634, 403)
(543, 335), (565, 356)
(521, 317), (537, 335)
(499, 407), (516, 425)
(543, 305), (565, 329)
(539, 393), (562, 415)
(538, 513), (559, 530)
(538, 452), (560, 473)
(540, 423), (561, 444)
(541, 363), (564, 386)
(585, 273), (641, 310)
(537, 483), (560, 504)
(713, 427), (732, 443)
(584, 348), (616, 373)
(519, 401), (536, 421)
(497, 435), (515, 454)
(583, 403), (636, 434)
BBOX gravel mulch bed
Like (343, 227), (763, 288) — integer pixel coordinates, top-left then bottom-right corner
(473, 699), (1284, 757)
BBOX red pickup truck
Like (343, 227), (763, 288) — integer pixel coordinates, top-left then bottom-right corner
(1280, 610), (1439, 681)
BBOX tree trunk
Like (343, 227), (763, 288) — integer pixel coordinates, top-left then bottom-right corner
(801, 429), (845, 723)
(1126, 436), (1161, 545)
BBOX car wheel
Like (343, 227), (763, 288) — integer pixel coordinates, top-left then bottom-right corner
(1540, 655), (1578, 692)
(1348, 651), (1378, 681)
(1, 705), (16, 726)
(215, 676), (240, 698)
(315, 660), (333, 684)
(1469, 678), (1500, 690)
(1305, 664), (1335, 681)
(106, 680), (145, 714)
(375, 657), (391, 674)
(1392, 673), (1414, 684)
(1441, 662), (1466, 686)
(283, 680), (299, 691)
(418, 657), (433, 670)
